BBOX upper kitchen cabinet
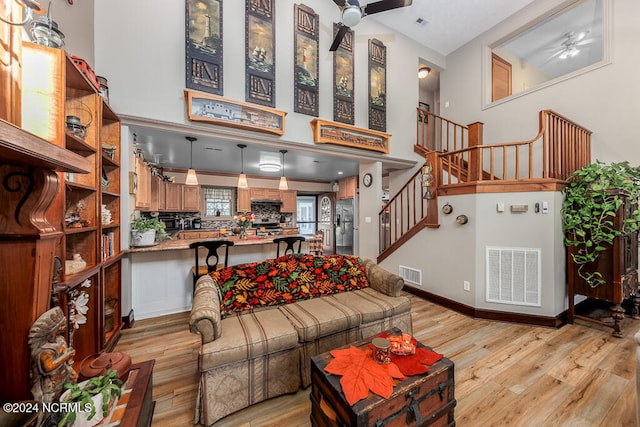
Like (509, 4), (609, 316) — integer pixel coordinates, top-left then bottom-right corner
(280, 190), (297, 213)
(238, 188), (251, 212)
(182, 185), (201, 212)
(251, 187), (281, 200)
(337, 176), (357, 200)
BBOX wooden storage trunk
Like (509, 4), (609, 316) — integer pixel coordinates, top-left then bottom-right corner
(310, 339), (455, 427)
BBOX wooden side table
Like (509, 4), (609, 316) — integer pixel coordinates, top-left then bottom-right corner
(102, 360), (155, 427)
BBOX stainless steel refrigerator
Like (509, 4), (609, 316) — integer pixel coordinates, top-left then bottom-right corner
(335, 195), (358, 255)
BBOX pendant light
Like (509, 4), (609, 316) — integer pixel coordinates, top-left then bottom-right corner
(237, 144), (249, 189)
(278, 150), (288, 190)
(185, 136), (198, 185)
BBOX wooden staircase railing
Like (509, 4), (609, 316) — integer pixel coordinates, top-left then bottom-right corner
(378, 109), (592, 262)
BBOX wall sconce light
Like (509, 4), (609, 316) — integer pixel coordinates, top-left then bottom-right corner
(418, 66), (431, 79)
(421, 161), (434, 199)
(278, 150), (288, 191)
(185, 136), (198, 185)
(237, 144), (249, 189)
(0, 0), (44, 26)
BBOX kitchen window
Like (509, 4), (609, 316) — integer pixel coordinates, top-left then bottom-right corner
(203, 187), (235, 218)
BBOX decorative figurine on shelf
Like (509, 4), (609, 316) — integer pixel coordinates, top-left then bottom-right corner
(28, 307), (77, 410)
(65, 253), (87, 275)
(235, 212), (255, 239)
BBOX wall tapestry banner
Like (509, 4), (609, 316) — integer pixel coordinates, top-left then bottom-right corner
(368, 38), (386, 132)
(185, 0), (223, 96)
(294, 4), (319, 117)
(245, 0), (276, 107)
(333, 22), (354, 125)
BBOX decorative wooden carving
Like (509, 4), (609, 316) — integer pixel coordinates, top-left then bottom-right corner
(333, 23), (354, 125)
(245, 0), (275, 107)
(185, 0), (223, 96)
(368, 39), (386, 132)
(0, 119), (88, 402)
(294, 4), (319, 117)
(185, 89), (286, 135)
(310, 118), (390, 154)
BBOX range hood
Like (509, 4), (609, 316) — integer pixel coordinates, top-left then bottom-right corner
(251, 199), (282, 205)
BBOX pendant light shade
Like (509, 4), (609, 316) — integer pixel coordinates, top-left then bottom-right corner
(237, 144), (249, 189)
(185, 136), (198, 185)
(278, 150), (288, 190)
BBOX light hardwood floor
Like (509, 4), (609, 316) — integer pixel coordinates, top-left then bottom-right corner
(114, 293), (639, 426)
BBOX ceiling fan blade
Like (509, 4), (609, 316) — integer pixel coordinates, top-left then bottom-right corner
(364, 0), (412, 15)
(330, 24), (349, 52)
(575, 38), (596, 46)
(332, 0), (346, 7)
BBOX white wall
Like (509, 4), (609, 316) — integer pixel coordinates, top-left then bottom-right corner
(50, 0), (94, 66)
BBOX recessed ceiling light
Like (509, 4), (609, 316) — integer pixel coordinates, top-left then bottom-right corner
(205, 147), (222, 151)
(337, 171), (344, 175)
(415, 17), (427, 26)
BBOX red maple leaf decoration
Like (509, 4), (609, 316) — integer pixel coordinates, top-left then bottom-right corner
(324, 345), (405, 405)
(371, 333), (444, 376)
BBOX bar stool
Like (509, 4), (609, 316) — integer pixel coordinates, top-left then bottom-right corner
(189, 240), (234, 291)
(273, 236), (305, 258)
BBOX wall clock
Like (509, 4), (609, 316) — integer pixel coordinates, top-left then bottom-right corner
(363, 173), (373, 187)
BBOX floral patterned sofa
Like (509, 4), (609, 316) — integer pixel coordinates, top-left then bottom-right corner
(189, 253), (412, 426)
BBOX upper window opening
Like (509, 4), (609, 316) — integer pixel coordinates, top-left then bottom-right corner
(486, 0), (609, 106)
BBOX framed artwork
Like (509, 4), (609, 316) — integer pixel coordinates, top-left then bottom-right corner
(185, 89), (286, 135)
(310, 118), (390, 154)
(129, 172), (137, 195)
(368, 39), (386, 132)
(418, 101), (430, 123)
(333, 23), (354, 125)
(245, 0), (275, 107)
(294, 4), (319, 116)
(185, 0), (223, 95)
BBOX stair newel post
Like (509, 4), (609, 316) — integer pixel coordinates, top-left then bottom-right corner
(467, 122), (484, 181)
(425, 150), (439, 226)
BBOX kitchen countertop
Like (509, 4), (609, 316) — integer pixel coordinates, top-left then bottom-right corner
(127, 234), (311, 253)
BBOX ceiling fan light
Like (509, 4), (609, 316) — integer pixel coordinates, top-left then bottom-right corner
(185, 169), (199, 186)
(279, 176), (288, 191)
(342, 6), (361, 27)
(418, 66), (431, 79)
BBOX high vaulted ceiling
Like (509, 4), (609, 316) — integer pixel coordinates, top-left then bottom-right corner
(132, 0), (540, 184)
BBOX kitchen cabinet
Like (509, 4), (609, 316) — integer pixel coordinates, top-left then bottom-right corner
(182, 184), (201, 212)
(280, 190), (297, 213)
(251, 187), (281, 200)
(20, 42), (124, 382)
(134, 156), (151, 210)
(238, 188), (251, 212)
(165, 182), (182, 211)
(149, 177), (165, 212)
(337, 176), (357, 200)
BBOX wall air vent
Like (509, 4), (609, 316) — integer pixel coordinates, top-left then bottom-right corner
(399, 265), (422, 286)
(486, 247), (541, 307)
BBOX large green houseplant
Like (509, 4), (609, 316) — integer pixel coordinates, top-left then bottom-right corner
(562, 161), (640, 288)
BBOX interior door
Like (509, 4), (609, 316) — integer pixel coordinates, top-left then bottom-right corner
(492, 53), (512, 102)
(317, 193), (334, 254)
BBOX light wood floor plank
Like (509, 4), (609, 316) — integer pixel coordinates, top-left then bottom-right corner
(115, 293), (640, 426)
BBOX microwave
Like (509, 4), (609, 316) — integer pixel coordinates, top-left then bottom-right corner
(160, 218), (177, 230)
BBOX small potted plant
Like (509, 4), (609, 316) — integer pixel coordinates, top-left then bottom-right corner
(57, 370), (122, 427)
(131, 215), (169, 247)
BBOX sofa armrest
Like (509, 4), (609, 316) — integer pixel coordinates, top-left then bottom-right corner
(189, 275), (222, 344)
(363, 258), (404, 297)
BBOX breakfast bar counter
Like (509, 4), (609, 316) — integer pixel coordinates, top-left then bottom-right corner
(128, 232), (319, 320)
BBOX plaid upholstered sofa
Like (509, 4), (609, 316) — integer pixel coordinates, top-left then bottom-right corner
(189, 254), (412, 426)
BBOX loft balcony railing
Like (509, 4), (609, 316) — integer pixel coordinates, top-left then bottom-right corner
(378, 109), (591, 262)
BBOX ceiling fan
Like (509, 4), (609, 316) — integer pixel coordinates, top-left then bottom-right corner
(546, 31), (596, 61)
(329, 0), (412, 51)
